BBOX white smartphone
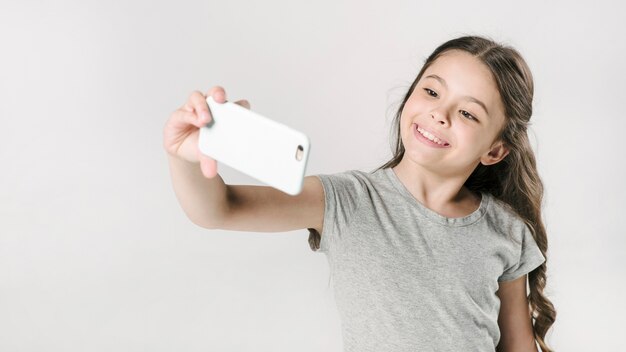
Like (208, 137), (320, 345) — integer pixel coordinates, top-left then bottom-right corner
(198, 95), (311, 196)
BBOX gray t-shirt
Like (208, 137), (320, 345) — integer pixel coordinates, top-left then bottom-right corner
(312, 167), (545, 352)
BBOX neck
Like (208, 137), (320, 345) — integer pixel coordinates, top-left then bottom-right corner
(392, 157), (480, 213)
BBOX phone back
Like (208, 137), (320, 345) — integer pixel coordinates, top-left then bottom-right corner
(198, 96), (311, 195)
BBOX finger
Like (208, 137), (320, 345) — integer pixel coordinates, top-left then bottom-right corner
(182, 90), (204, 112)
(234, 99), (251, 110)
(205, 86), (227, 104)
(185, 90), (213, 124)
(170, 108), (206, 129)
(198, 149), (218, 178)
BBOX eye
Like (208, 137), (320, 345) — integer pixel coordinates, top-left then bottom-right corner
(423, 88), (437, 97)
(460, 110), (477, 121)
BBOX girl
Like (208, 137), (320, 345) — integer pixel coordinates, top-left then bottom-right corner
(164, 35), (556, 351)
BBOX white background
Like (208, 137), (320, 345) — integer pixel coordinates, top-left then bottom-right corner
(1, 0), (624, 351)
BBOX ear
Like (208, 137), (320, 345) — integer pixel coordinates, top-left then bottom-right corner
(480, 140), (510, 166)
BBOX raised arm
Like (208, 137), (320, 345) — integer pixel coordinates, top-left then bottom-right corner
(164, 86), (325, 233)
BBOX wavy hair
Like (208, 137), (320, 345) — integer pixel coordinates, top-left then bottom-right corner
(308, 35), (556, 351)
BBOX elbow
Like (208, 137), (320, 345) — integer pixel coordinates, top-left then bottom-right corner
(191, 219), (216, 230)
(194, 216), (223, 230)
(185, 212), (222, 230)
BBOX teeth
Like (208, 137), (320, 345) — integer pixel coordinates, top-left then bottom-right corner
(417, 126), (446, 145)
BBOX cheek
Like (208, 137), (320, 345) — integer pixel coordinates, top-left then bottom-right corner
(403, 92), (427, 114)
(459, 130), (488, 152)
(399, 110), (412, 135)
(400, 103), (423, 131)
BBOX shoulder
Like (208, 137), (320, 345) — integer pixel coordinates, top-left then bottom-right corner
(483, 195), (530, 243)
(314, 169), (385, 212)
(315, 169), (379, 192)
(486, 194), (520, 221)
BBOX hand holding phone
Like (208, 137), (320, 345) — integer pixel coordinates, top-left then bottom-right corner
(163, 87), (233, 169)
(198, 95), (311, 196)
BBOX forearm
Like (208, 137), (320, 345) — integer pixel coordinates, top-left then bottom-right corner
(167, 154), (230, 228)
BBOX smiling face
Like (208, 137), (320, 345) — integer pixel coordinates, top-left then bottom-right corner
(399, 49), (509, 177)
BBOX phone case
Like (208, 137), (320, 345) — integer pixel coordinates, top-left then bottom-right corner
(198, 95), (311, 195)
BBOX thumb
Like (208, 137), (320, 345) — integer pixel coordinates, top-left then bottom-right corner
(197, 148), (218, 178)
(234, 99), (251, 110)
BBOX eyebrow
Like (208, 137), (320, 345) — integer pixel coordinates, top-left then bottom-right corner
(424, 74), (490, 116)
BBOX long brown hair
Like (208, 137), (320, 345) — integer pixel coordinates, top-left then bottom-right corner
(308, 35), (556, 351)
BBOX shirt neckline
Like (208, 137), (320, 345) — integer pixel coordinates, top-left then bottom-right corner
(383, 167), (490, 227)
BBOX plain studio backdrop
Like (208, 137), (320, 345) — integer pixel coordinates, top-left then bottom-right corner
(1, 0), (624, 351)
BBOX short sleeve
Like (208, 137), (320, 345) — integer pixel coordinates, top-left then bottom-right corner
(309, 171), (360, 253)
(498, 224), (546, 282)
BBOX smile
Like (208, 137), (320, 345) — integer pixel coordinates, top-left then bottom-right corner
(413, 123), (450, 147)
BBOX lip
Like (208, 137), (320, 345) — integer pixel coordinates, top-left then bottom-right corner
(413, 123), (450, 148)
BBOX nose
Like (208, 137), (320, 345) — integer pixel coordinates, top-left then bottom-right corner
(430, 110), (450, 126)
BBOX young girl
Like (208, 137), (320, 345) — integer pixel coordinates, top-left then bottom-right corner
(163, 35), (556, 352)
